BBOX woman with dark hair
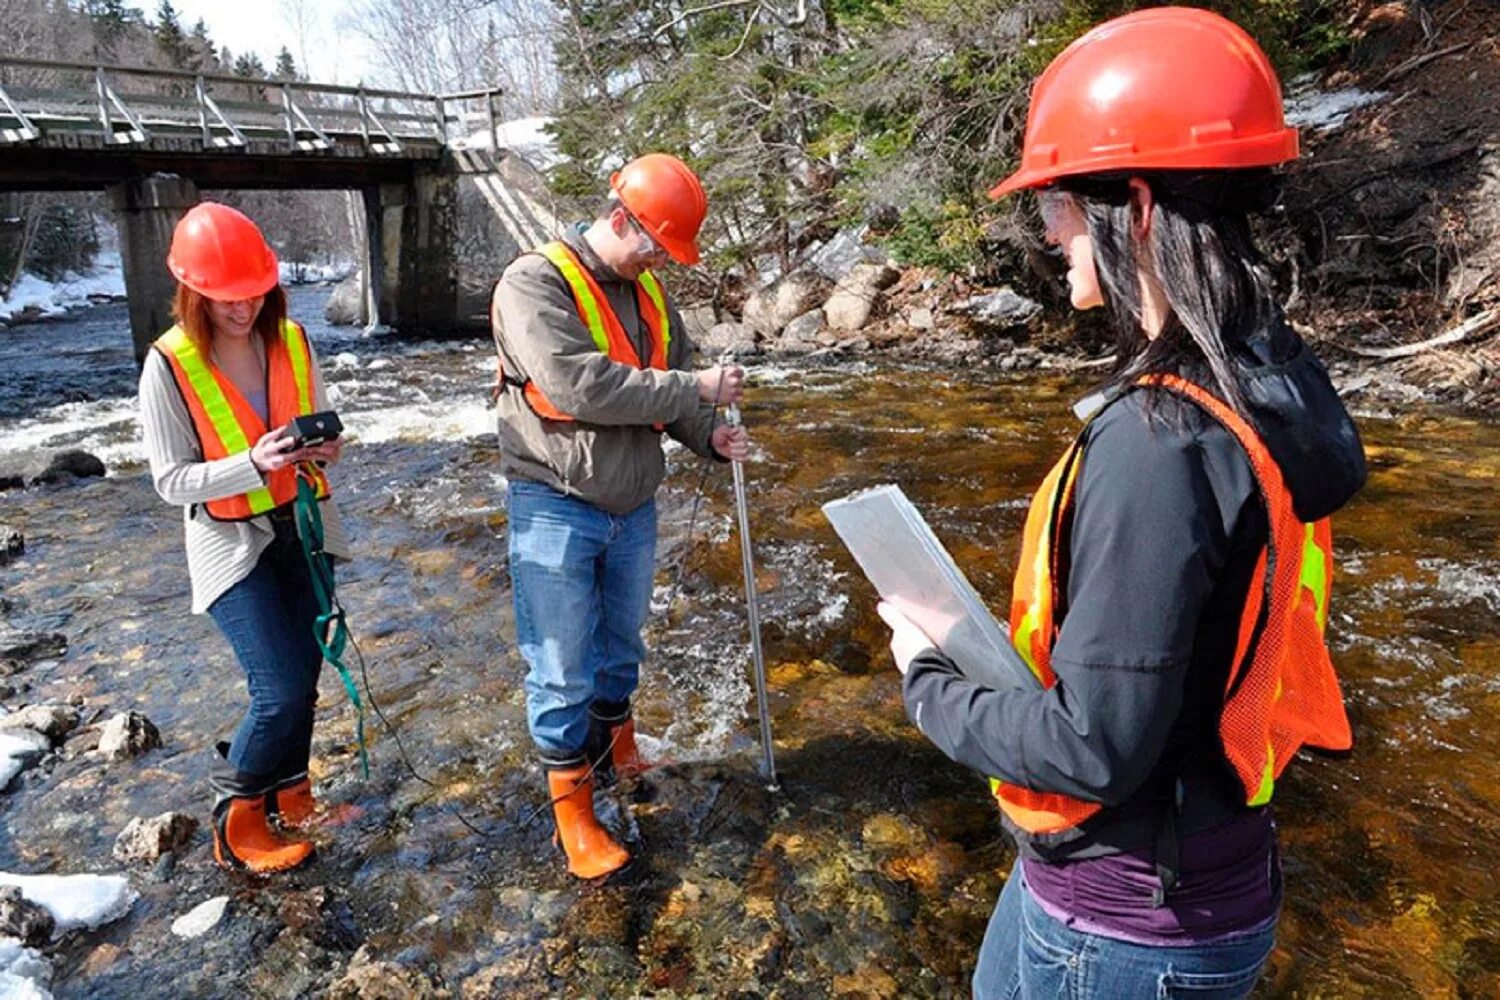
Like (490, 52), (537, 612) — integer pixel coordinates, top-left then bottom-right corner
(138, 202), (350, 873)
(876, 9), (1366, 997)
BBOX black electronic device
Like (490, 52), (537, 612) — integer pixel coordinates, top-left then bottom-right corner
(288, 410), (343, 449)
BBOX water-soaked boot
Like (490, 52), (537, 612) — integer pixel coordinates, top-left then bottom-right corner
(588, 700), (650, 782)
(211, 743), (313, 873)
(268, 773), (317, 829)
(546, 762), (630, 880)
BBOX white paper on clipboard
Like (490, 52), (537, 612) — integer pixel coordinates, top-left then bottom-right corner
(822, 484), (1037, 692)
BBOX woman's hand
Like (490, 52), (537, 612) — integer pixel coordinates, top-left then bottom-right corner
(711, 424), (750, 462)
(877, 600), (937, 675)
(250, 426), (299, 473)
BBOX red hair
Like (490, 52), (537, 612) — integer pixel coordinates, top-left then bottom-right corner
(172, 283), (287, 356)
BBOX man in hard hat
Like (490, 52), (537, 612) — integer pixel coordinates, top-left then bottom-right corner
(491, 152), (748, 879)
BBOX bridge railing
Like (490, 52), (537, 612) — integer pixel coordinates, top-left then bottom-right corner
(0, 56), (504, 156)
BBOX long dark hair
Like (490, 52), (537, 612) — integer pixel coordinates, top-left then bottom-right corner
(1059, 170), (1284, 418)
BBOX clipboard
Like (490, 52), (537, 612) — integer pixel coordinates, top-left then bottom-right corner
(822, 484), (1037, 692)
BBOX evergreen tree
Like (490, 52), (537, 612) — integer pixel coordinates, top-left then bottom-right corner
(274, 47), (298, 81)
(233, 53), (268, 79)
(154, 0), (193, 69)
(85, 0), (131, 60)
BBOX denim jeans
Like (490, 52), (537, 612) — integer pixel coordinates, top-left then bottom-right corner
(207, 518), (325, 785)
(973, 862), (1276, 999)
(507, 480), (657, 759)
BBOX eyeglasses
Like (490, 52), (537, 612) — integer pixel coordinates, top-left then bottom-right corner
(624, 209), (667, 258)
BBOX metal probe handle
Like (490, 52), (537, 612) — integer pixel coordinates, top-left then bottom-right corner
(725, 401), (778, 790)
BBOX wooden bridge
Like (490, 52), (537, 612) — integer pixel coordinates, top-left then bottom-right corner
(0, 56), (555, 358)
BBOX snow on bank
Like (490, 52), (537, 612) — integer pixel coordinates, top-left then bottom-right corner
(0, 873), (136, 936)
(1285, 76), (1389, 132)
(0, 729), (51, 790)
(0, 259), (125, 324)
(451, 115), (562, 170)
(279, 260), (354, 285)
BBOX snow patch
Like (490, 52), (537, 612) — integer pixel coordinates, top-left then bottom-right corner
(0, 873), (137, 937)
(0, 938), (51, 1000)
(0, 257), (126, 324)
(0, 730), (51, 790)
(451, 115), (562, 170)
(1284, 78), (1388, 132)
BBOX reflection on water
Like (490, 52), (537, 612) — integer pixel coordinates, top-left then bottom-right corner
(0, 290), (1496, 996)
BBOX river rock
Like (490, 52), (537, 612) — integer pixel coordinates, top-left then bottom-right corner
(328, 946), (451, 1000)
(170, 895), (228, 939)
(97, 711), (161, 760)
(326, 274), (368, 327)
(0, 885), (54, 947)
(113, 812), (198, 864)
(906, 307), (936, 331)
(807, 225), (889, 282)
(742, 270), (831, 336)
(680, 303), (718, 342)
(824, 262), (901, 332)
(32, 450), (106, 485)
(696, 322), (758, 358)
(0, 704), (80, 743)
(0, 629), (67, 675)
(774, 308), (826, 355)
(949, 288), (1042, 329)
(0, 526), (21, 566)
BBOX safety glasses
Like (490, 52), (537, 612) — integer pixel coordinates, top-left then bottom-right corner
(623, 209), (668, 259)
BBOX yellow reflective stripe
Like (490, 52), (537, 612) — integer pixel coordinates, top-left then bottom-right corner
(638, 270), (671, 358)
(1248, 742), (1276, 806)
(537, 243), (611, 354)
(282, 320), (313, 416)
(160, 326), (275, 513)
(1299, 522), (1329, 632)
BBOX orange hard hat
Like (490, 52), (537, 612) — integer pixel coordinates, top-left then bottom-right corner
(989, 7), (1298, 199)
(610, 153), (708, 265)
(167, 201), (280, 301)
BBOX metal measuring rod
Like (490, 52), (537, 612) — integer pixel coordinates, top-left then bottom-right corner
(724, 400), (779, 791)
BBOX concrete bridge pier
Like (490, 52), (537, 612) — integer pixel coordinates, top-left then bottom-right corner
(364, 169), (460, 335)
(109, 174), (200, 363)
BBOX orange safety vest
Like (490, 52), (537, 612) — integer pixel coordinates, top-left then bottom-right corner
(993, 374), (1352, 837)
(154, 319), (331, 522)
(494, 241), (672, 429)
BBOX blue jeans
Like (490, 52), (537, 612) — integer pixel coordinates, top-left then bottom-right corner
(507, 480), (657, 759)
(207, 518), (326, 785)
(973, 862), (1276, 999)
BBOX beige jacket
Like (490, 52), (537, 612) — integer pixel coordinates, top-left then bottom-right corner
(138, 335), (352, 614)
(491, 230), (721, 514)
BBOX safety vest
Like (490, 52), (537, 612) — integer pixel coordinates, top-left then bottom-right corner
(495, 240), (672, 429)
(154, 319), (330, 522)
(993, 374), (1352, 838)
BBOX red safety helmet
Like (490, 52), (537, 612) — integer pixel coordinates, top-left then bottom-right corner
(989, 7), (1299, 199)
(610, 153), (708, 265)
(167, 202), (280, 301)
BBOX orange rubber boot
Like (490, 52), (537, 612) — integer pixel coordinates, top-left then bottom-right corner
(272, 777), (318, 828)
(212, 795), (314, 873)
(609, 718), (650, 780)
(547, 765), (629, 880)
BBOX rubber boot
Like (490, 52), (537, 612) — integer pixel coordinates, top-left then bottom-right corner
(268, 774), (317, 829)
(588, 701), (650, 783)
(547, 764), (630, 880)
(212, 795), (314, 873)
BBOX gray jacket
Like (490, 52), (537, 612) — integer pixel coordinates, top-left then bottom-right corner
(491, 230), (720, 514)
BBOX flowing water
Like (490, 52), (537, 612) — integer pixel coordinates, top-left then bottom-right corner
(0, 288), (1496, 997)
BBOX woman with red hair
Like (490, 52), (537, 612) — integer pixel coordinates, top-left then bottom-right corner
(138, 202), (350, 873)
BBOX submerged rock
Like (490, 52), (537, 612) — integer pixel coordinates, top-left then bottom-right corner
(112, 812), (199, 864)
(0, 630), (67, 674)
(33, 450), (106, 485)
(328, 946), (451, 999)
(97, 712), (161, 761)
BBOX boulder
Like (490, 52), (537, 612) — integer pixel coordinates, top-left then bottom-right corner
(98, 711), (162, 761)
(679, 303), (718, 342)
(0, 886), (54, 947)
(0, 704), (80, 743)
(33, 450), (105, 484)
(906, 306), (936, 331)
(771, 309), (826, 356)
(113, 812), (199, 864)
(742, 270), (831, 336)
(949, 288), (1042, 329)
(807, 226), (890, 283)
(824, 262), (901, 332)
(325, 274), (367, 327)
(695, 322), (758, 358)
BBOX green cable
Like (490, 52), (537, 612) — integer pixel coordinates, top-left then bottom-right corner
(293, 472), (370, 779)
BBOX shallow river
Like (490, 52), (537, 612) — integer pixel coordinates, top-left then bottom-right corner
(0, 287), (1496, 997)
